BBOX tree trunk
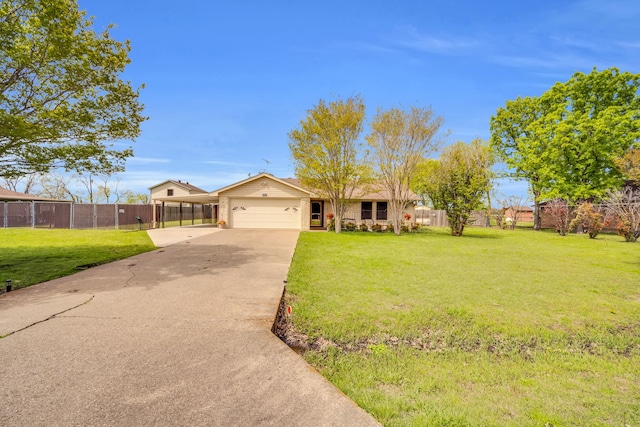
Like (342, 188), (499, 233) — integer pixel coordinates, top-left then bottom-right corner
(533, 200), (541, 230)
(533, 190), (541, 231)
(334, 214), (342, 233)
(390, 203), (402, 236)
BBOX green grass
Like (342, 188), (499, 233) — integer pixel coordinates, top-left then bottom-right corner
(286, 228), (640, 426)
(0, 228), (157, 289)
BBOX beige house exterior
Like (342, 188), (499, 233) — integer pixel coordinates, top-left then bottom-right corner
(213, 175), (312, 229)
(149, 180), (208, 203)
(150, 173), (418, 230)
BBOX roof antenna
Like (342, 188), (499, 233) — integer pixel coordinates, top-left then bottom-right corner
(261, 159), (271, 174)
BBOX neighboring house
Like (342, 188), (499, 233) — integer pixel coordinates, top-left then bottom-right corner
(505, 205), (534, 223)
(149, 179), (208, 204)
(0, 187), (67, 202)
(151, 173), (418, 230)
(149, 180), (211, 225)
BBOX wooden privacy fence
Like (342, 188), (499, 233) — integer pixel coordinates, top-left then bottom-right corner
(1, 201), (154, 230)
(415, 210), (489, 228)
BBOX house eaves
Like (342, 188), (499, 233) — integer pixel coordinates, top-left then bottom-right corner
(209, 173), (313, 197)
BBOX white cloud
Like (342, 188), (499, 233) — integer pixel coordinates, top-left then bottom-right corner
(549, 35), (599, 51)
(126, 157), (171, 164)
(616, 40), (640, 49)
(388, 26), (480, 55)
(490, 52), (595, 70)
(202, 160), (255, 167)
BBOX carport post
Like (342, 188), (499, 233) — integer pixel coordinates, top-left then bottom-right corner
(179, 202), (183, 226)
(161, 201), (165, 228)
(192, 204), (195, 225)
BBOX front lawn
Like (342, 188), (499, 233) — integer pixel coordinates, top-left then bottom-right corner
(0, 228), (156, 289)
(285, 228), (640, 426)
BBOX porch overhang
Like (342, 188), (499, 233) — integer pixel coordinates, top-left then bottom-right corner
(152, 194), (219, 204)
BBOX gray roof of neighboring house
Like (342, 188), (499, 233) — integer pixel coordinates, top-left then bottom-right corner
(149, 180), (208, 193)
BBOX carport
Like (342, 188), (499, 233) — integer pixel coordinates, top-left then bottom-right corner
(152, 194), (219, 228)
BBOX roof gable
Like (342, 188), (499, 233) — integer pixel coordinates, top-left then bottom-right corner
(211, 173), (312, 196)
(149, 180), (207, 193)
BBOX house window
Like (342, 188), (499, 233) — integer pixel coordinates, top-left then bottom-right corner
(167, 189), (174, 196)
(376, 202), (387, 221)
(361, 201), (372, 220)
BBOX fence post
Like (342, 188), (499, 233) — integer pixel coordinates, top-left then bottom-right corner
(93, 204), (97, 229)
(115, 204), (119, 230)
(70, 202), (74, 229)
(2, 202), (6, 228)
(31, 201), (35, 228)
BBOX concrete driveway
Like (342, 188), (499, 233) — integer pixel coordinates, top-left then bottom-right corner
(0, 229), (379, 426)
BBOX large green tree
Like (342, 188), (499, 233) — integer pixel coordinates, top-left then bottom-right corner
(0, 0), (146, 179)
(490, 95), (555, 229)
(288, 95), (370, 233)
(413, 139), (493, 236)
(366, 106), (444, 235)
(541, 68), (640, 200)
(491, 68), (640, 228)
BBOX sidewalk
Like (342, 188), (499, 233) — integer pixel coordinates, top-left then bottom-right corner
(0, 229), (380, 426)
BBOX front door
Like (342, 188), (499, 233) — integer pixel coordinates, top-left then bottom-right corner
(310, 201), (323, 227)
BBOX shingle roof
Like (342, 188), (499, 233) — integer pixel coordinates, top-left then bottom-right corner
(149, 180), (208, 193)
(179, 181), (208, 193)
(278, 178), (419, 201)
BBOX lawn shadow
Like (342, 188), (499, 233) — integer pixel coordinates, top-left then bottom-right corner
(423, 227), (507, 239)
(0, 240), (254, 298)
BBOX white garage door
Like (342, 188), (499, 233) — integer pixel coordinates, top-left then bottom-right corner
(229, 198), (301, 229)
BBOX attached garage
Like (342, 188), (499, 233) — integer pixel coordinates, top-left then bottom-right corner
(213, 174), (312, 230)
(229, 198), (301, 229)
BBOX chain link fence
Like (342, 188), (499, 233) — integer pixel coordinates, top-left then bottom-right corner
(1, 202), (154, 230)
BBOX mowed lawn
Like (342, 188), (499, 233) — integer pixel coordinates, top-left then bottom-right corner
(286, 228), (640, 426)
(0, 228), (157, 289)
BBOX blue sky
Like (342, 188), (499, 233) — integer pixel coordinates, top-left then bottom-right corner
(78, 0), (640, 198)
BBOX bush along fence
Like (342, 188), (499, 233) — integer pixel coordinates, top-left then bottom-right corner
(331, 210), (490, 231)
(1, 201), (154, 230)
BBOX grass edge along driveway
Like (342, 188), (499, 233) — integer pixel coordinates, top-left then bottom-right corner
(0, 228), (156, 290)
(285, 228), (640, 427)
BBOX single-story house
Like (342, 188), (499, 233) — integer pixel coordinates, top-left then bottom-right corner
(151, 173), (418, 230)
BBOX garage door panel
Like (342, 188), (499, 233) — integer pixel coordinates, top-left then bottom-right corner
(230, 199), (301, 229)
